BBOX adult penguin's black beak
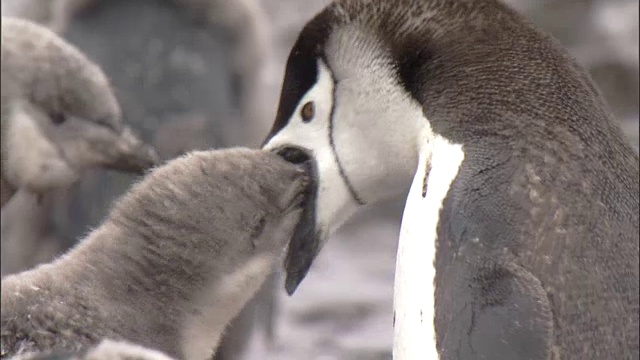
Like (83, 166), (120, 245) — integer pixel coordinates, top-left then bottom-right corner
(273, 146), (322, 295)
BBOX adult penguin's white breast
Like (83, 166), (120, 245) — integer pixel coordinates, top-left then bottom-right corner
(393, 134), (465, 360)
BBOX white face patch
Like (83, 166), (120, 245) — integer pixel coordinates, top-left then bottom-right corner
(393, 136), (465, 360)
(264, 60), (361, 237)
(264, 55), (425, 244)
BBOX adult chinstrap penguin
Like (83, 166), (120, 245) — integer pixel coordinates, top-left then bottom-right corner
(262, 0), (640, 359)
(1, 148), (309, 360)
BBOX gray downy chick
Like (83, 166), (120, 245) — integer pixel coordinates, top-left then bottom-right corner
(0, 17), (159, 208)
(0, 148), (309, 360)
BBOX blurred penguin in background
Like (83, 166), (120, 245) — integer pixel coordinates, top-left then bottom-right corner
(1, 17), (158, 209)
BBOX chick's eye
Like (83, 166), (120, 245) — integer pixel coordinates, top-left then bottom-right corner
(300, 101), (315, 123)
(50, 112), (67, 125)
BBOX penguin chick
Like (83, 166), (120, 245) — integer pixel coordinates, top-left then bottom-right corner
(9, 339), (175, 360)
(0, 17), (159, 208)
(0, 148), (309, 360)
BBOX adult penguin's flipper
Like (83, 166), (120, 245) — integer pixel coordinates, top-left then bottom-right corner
(438, 261), (556, 360)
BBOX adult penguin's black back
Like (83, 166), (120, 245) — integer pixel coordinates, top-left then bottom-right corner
(263, 0), (639, 358)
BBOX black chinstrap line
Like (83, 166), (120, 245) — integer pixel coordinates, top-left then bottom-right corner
(326, 66), (366, 206)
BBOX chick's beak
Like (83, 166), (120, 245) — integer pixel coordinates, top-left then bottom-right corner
(104, 126), (160, 174)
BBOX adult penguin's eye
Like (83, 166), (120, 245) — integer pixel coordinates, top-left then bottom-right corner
(51, 112), (67, 125)
(300, 101), (315, 123)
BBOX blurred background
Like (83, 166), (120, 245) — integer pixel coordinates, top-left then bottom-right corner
(1, 0), (638, 359)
